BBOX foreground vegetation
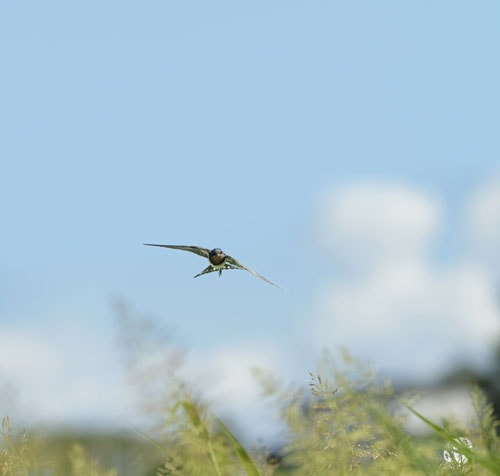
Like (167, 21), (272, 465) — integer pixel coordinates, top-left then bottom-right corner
(2, 356), (500, 475)
(2, 309), (499, 475)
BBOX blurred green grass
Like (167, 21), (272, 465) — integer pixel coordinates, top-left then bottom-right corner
(2, 360), (499, 475)
(1, 307), (499, 475)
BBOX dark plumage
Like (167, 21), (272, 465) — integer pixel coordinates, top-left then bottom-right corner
(144, 244), (280, 288)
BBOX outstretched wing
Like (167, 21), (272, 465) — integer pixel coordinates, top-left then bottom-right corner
(225, 255), (280, 288)
(143, 244), (210, 258)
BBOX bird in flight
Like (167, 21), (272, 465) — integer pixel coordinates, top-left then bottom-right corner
(144, 244), (280, 288)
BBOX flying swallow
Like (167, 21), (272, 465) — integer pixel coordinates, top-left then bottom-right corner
(144, 244), (280, 288)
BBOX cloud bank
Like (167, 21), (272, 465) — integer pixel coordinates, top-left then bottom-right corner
(312, 181), (500, 381)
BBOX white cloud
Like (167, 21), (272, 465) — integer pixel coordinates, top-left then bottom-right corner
(184, 343), (287, 441)
(312, 182), (500, 382)
(464, 178), (500, 272)
(0, 318), (290, 441)
(313, 261), (499, 380)
(0, 323), (132, 428)
(317, 182), (441, 270)
(0, 334), (62, 383)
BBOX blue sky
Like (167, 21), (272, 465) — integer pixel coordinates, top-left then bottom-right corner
(1, 2), (500, 437)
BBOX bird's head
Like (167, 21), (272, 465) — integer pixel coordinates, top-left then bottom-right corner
(209, 248), (226, 265)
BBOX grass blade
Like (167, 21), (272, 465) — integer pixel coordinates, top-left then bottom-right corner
(216, 417), (262, 476)
(405, 404), (500, 475)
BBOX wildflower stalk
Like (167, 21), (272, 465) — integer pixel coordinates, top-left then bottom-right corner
(179, 400), (222, 476)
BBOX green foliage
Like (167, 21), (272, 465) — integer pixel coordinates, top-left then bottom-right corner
(274, 354), (437, 475)
(406, 387), (500, 475)
(2, 339), (500, 475)
(66, 444), (117, 476)
(471, 387), (500, 457)
(0, 416), (44, 476)
(216, 417), (261, 476)
(146, 351), (500, 476)
(0, 418), (140, 476)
